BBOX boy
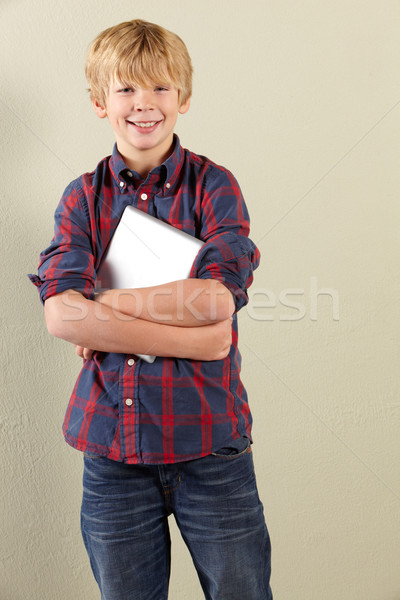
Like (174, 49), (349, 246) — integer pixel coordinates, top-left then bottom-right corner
(30, 19), (272, 600)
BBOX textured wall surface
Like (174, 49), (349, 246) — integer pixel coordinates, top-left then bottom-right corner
(1, 1), (399, 599)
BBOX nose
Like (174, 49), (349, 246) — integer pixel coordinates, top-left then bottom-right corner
(133, 89), (154, 111)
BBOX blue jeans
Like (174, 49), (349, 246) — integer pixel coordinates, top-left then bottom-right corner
(81, 439), (272, 600)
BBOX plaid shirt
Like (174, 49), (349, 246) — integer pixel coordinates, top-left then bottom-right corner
(29, 136), (260, 464)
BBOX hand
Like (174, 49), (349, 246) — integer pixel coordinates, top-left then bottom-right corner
(186, 317), (233, 361)
(210, 317), (233, 360)
(75, 345), (94, 360)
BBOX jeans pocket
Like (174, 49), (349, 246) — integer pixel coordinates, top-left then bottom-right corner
(83, 452), (103, 459)
(211, 437), (252, 460)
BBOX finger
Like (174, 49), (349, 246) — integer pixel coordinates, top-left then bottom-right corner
(83, 347), (94, 360)
(75, 345), (84, 358)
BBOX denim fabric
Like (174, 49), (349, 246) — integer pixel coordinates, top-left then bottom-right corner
(81, 441), (273, 600)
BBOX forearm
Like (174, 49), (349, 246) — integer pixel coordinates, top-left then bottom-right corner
(95, 279), (235, 326)
(44, 290), (232, 360)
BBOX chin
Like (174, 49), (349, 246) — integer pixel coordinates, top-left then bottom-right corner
(133, 140), (160, 151)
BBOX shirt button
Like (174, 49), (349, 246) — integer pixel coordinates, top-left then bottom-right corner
(125, 398), (133, 407)
(140, 193), (148, 200)
(165, 182), (171, 189)
(119, 181), (124, 187)
(127, 358), (135, 366)
(126, 170), (133, 178)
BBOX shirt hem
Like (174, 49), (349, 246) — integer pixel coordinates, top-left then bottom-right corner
(64, 432), (252, 465)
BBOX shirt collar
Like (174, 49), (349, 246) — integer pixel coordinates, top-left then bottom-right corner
(109, 134), (184, 190)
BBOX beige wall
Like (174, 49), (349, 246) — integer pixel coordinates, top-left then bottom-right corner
(1, 0), (399, 598)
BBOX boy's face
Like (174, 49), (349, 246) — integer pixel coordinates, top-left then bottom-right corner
(92, 80), (190, 174)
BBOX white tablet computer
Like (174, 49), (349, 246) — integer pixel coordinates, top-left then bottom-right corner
(96, 205), (204, 362)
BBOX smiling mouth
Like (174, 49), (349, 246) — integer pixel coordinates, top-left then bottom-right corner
(128, 120), (162, 128)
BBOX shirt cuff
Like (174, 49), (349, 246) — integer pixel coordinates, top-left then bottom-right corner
(27, 274), (95, 304)
(189, 232), (260, 312)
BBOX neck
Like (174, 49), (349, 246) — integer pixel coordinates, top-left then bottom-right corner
(118, 137), (175, 179)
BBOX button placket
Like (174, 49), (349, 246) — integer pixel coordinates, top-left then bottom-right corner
(125, 357), (136, 406)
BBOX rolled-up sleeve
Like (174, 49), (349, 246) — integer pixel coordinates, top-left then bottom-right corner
(190, 167), (260, 312)
(28, 181), (95, 304)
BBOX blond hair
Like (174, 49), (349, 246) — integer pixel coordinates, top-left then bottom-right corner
(85, 19), (193, 107)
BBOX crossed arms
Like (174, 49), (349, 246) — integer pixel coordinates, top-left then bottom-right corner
(38, 166), (259, 361)
(44, 278), (235, 361)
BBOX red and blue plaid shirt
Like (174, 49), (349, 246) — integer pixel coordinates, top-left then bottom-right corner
(29, 136), (260, 464)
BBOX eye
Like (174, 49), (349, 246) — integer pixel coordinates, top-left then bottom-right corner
(119, 87), (134, 93)
(155, 86), (169, 92)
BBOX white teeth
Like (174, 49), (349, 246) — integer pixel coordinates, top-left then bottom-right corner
(132, 121), (158, 128)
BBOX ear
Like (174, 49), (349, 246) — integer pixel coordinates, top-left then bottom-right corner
(92, 97), (108, 119)
(178, 96), (191, 115)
